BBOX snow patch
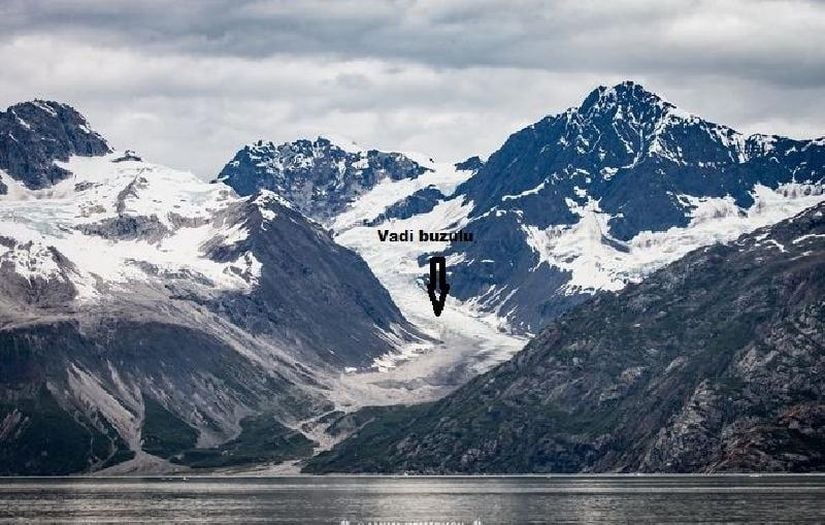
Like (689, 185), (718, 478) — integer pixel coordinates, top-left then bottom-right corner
(31, 100), (57, 116)
(502, 181), (547, 201)
(0, 153), (263, 301)
(0, 242), (62, 282)
(521, 183), (825, 295)
(332, 160), (472, 233)
(793, 233), (825, 244)
(601, 167), (619, 180)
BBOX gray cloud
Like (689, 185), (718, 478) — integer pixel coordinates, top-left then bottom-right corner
(4, 0), (824, 85)
(0, 0), (823, 178)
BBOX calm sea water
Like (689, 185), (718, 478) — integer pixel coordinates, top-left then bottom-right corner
(1, 475), (824, 523)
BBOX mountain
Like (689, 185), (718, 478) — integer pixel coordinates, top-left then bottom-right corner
(439, 81), (825, 332)
(7, 82), (822, 475)
(304, 201), (825, 474)
(214, 82), (825, 385)
(0, 101), (421, 475)
(215, 137), (430, 224)
(218, 137), (525, 385)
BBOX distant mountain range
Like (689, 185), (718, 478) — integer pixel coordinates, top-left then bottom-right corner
(220, 81), (825, 334)
(1, 81), (823, 475)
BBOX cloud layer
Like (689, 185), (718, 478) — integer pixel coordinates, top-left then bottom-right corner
(2, 0), (823, 177)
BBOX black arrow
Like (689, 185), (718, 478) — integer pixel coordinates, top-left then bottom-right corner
(426, 256), (450, 317)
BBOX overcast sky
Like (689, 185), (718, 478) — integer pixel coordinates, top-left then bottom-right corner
(2, 0), (824, 178)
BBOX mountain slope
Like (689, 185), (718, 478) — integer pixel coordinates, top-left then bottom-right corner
(305, 201), (825, 474)
(0, 101), (421, 474)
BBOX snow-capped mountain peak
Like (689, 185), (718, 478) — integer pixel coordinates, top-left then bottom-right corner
(547, 81), (756, 171)
(216, 136), (431, 224)
(426, 81), (825, 331)
(579, 81), (670, 116)
(0, 100), (434, 475)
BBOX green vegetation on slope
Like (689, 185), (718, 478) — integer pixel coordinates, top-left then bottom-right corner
(0, 386), (127, 475)
(141, 396), (199, 458)
(172, 413), (316, 468)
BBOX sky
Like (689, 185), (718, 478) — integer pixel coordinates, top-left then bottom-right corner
(2, 0), (824, 179)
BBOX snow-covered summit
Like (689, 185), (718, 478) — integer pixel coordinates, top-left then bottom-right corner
(432, 81), (825, 331)
(216, 136), (430, 224)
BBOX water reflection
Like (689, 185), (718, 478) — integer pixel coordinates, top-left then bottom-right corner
(1, 475), (824, 523)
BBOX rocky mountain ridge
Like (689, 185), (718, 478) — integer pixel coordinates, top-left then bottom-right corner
(441, 81), (825, 331)
(0, 100), (110, 192)
(216, 137), (430, 224)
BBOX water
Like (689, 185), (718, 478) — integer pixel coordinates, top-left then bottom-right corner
(1, 475), (824, 523)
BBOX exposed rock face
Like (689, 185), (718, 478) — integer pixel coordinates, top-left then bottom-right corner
(367, 186), (446, 226)
(0, 100), (110, 191)
(0, 240), (78, 307)
(0, 105), (422, 475)
(454, 156), (484, 172)
(305, 202), (825, 474)
(216, 137), (429, 224)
